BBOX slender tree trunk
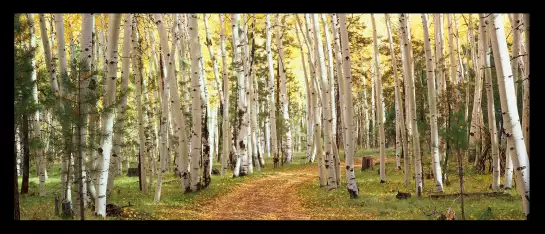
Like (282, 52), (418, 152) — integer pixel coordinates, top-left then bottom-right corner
(220, 14), (230, 175)
(522, 14), (529, 156)
(477, 15), (500, 191)
(371, 14), (387, 183)
(94, 14), (121, 217)
(187, 14), (203, 190)
(487, 14), (529, 218)
(400, 13), (423, 196)
(26, 14), (46, 196)
(132, 16), (148, 195)
(434, 14), (447, 163)
(265, 15), (279, 168)
(108, 14), (133, 196)
(312, 14), (337, 189)
(338, 14), (359, 198)
(385, 14), (408, 182)
(14, 125), (20, 220)
(422, 14), (444, 192)
(276, 14), (293, 164)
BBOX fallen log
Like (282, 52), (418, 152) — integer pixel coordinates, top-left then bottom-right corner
(429, 192), (511, 199)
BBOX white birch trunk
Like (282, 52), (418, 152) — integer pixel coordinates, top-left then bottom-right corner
(421, 14), (444, 192)
(27, 14), (46, 196)
(265, 15), (279, 168)
(231, 14), (249, 177)
(95, 14), (121, 217)
(188, 14), (203, 189)
(434, 14), (447, 163)
(371, 14), (387, 183)
(108, 14), (133, 195)
(275, 15), (293, 164)
(487, 14), (529, 217)
(385, 14), (407, 177)
(400, 13), (423, 196)
(338, 14), (359, 198)
(312, 14), (337, 189)
(477, 15), (501, 191)
(522, 14), (529, 156)
(220, 14), (230, 175)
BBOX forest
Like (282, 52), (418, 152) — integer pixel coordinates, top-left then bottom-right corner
(14, 13), (529, 220)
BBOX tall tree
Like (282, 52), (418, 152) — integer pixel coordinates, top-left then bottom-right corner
(108, 14), (133, 195)
(385, 14), (409, 184)
(399, 13), (423, 196)
(487, 14), (529, 218)
(275, 14), (293, 164)
(220, 14), (230, 175)
(421, 14), (444, 192)
(95, 13), (122, 217)
(312, 14), (337, 189)
(338, 14), (359, 198)
(371, 14), (387, 183)
(266, 14), (280, 168)
(189, 13), (203, 189)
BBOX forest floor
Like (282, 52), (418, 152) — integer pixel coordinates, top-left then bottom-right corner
(18, 148), (525, 220)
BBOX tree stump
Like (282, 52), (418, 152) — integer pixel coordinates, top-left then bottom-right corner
(361, 157), (373, 171)
(127, 168), (139, 177)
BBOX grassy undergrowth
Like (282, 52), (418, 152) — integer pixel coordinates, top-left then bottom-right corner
(297, 148), (524, 220)
(18, 152), (309, 220)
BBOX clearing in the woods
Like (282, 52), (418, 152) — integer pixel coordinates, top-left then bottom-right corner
(18, 150), (524, 220)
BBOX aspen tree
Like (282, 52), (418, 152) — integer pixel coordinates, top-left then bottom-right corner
(422, 14), (444, 192)
(338, 14), (359, 198)
(275, 14), (293, 164)
(265, 15), (279, 168)
(189, 14), (203, 189)
(487, 14), (529, 217)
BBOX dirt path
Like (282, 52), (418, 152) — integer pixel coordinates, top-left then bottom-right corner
(160, 165), (317, 220)
(198, 166), (316, 220)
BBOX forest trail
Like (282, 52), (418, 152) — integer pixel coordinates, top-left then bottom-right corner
(156, 156), (385, 220)
(158, 165), (317, 220)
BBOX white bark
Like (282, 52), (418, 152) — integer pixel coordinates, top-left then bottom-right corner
(371, 14), (387, 183)
(95, 14), (121, 217)
(231, 14), (249, 177)
(312, 14), (337, 189)
(294, 16), (313, 165)
(27, 14), (46, 196)
(189, 14), (203, 190)
(275, 14), (293, 164)
(421, 14), (444, 192)
(434, 14), (447, 163)
(522, 14), (529, 156)
(265, 15), (279, 167)
(385, 14), (408, 182)
(338, 14), (359, 198)
(220, 14), (229, 175)
(477, 15), (500, 191)
(108, 14), (133, 195)
(487, 14), (529, 217)
(400, 13), (423, 196)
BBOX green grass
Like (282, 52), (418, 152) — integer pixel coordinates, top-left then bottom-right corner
(297, 148), (525, 220)
(18, 152), (309, 220)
